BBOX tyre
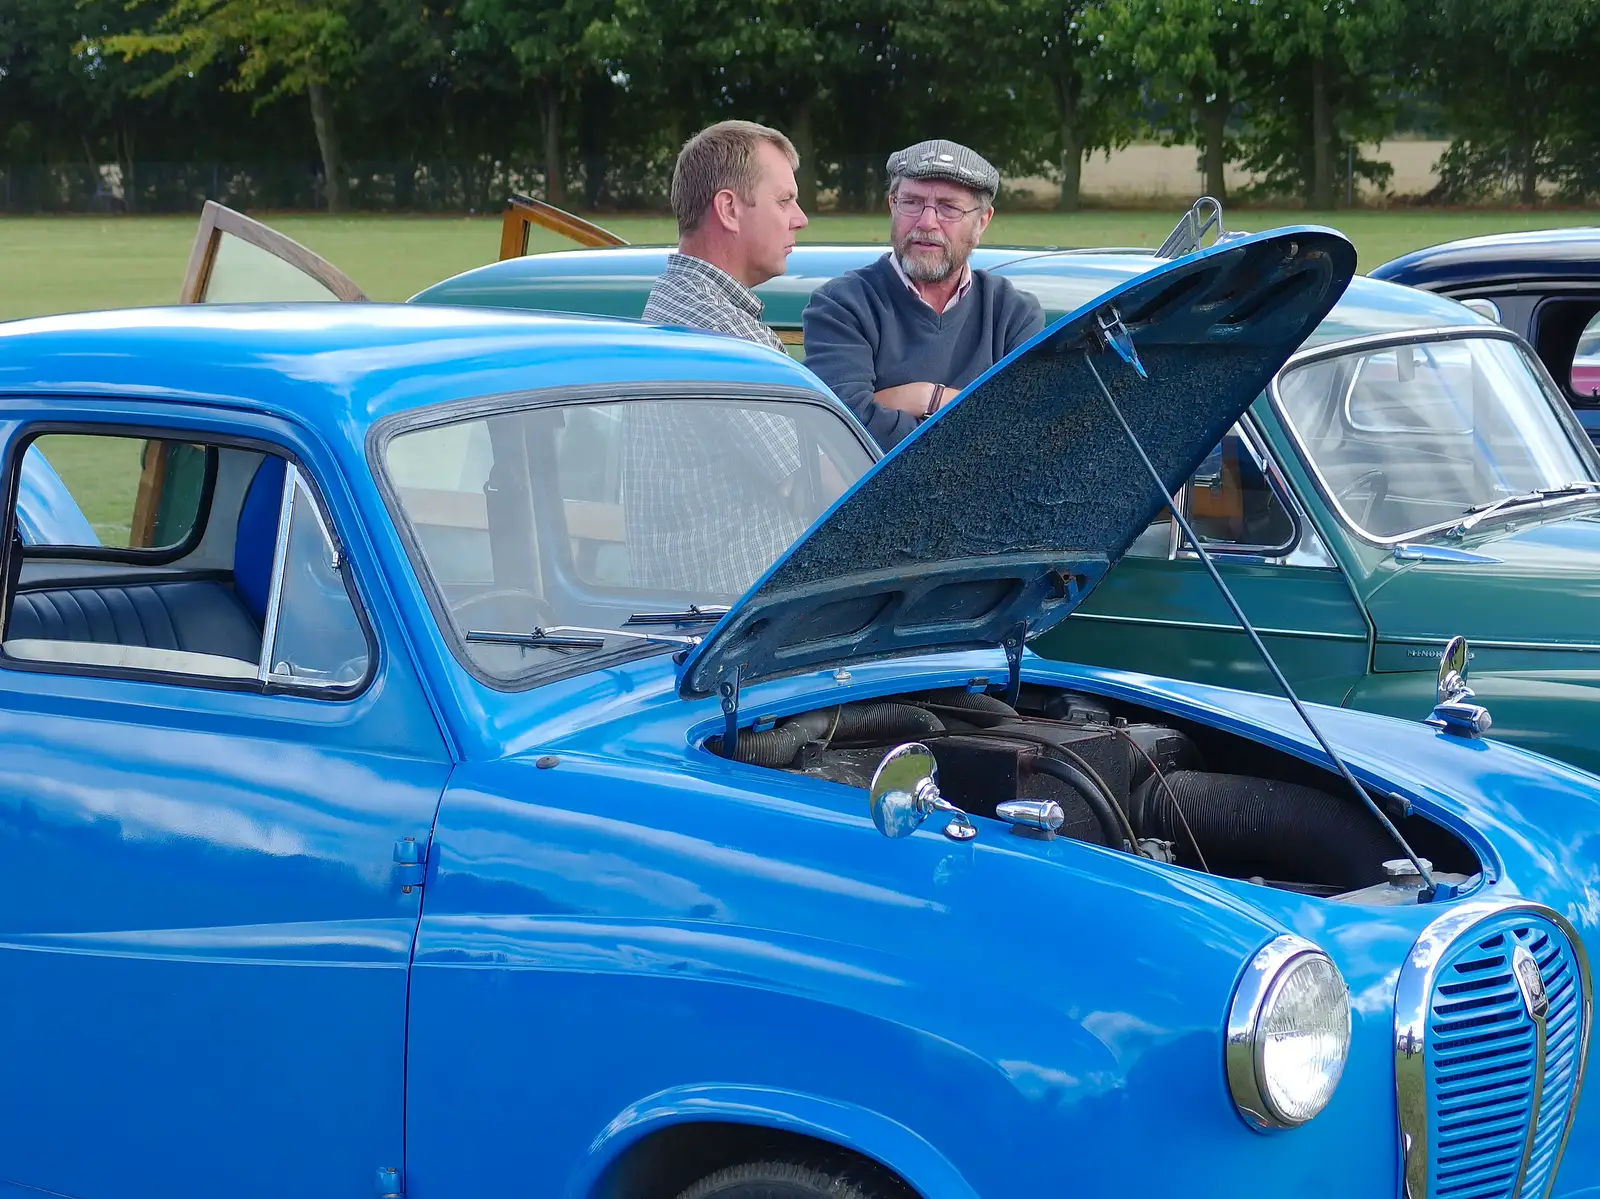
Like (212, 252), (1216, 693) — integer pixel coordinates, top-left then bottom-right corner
(676, 1159), (897, 1199)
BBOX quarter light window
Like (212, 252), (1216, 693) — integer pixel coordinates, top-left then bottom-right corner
(3, 432), (370, 692)
(1128, 423), (1293, 557)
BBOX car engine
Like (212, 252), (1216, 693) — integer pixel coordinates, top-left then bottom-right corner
(718, 685), (1477, 900)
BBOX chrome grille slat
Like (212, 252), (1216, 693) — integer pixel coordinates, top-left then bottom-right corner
(1394, 904), (1592, 1199)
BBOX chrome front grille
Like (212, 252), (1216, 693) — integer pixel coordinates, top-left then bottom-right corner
(1396, 903), (1592, 1199)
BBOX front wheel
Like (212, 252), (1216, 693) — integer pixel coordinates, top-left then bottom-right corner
(677, 1160), (897, 1199)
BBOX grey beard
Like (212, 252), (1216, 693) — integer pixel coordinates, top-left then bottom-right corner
(898, 244), (953, 282)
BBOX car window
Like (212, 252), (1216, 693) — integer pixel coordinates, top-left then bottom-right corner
(1573, 310), (1600, 399)
(1, 432), (370, 693)
(1276, 336), (1592, 541)
(1127, 423), (1294, 557)
(263, 469), (371, 688)
(28, 433), (210, 551)
(384, 393), (875, 683)
(1184, 427), (1296, 552)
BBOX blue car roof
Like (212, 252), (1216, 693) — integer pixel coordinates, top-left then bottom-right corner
(1370, 227), (1600, 290)
(0, 303), (837, 432)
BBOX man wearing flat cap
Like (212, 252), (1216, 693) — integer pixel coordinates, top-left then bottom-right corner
(802, 139), (1044, 449)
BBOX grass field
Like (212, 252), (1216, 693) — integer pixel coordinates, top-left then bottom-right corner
(3, 208), (1600, 321)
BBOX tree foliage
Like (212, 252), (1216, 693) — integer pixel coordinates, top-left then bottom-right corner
(6, 0), (1600, 211)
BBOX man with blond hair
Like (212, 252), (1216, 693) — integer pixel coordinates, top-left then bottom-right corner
(642, 119), (809, 351)
(627, 121), (831, 597)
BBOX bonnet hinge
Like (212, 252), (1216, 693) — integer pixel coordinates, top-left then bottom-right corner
(1002, 622), (1026, 708)
(717, 665), (745, 759)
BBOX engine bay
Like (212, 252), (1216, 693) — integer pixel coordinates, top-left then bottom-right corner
(716, 683), (1479, 903)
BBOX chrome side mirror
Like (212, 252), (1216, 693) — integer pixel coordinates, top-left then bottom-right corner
(1426, 635), (1492, 738)
(868, 743), (977, 841)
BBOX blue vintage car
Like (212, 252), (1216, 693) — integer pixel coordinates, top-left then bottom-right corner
(0, 229), (1595, 1199)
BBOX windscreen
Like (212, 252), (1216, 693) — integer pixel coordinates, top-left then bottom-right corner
(384, 394), (872, 681)
(1275, 337), (1594, 541)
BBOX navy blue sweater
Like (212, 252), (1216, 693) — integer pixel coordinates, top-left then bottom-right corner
(801, 253), (1045, 449)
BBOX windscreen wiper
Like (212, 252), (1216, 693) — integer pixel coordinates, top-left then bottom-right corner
(1451, 481), (1600, 536)
(1083, 311), (1447, 900)
(624, 605), (730, 626)
(466, 629), (606, 650)
(467, 624), (703, 650)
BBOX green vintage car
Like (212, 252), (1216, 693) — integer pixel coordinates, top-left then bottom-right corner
(178, 199), (1600, 772)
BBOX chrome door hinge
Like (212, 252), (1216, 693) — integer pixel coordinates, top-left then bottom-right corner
(393, 837), (427, 892)
(376, 1166), (403, 1199)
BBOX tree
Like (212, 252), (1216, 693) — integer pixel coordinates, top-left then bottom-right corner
(1241, 0), (1406, 209)
(101, 0), (362, 210)
(1089, 0), (1261, 203)
(901, 0), (1136, 210)
(1420, 0), (1600, 203)
(455, 0), (611, 206)
(586, 0), (899, 213)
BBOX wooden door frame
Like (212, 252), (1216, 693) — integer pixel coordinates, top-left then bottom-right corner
(180, 200), (369, 304)
(498, 194), (628, 260)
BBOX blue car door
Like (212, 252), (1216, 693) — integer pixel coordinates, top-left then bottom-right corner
(0, 413), (451, 1199)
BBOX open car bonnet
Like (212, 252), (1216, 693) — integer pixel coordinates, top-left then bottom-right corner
(679, 227), (1356, 701)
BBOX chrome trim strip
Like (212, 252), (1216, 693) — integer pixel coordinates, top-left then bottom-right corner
(1284, 324), (1524, 372)
(1510, 946), (1549, 1199)
(1227, 934), (1345, 1131)
(255, 462), (298, 684)
(1393, 899), (1593, 1199)
(1067, 611), (1367, 642)
(1381, 633), (1600, 654)
(1268, 327), (1592, 548)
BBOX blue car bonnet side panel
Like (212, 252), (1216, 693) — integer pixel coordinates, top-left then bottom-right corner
(405, 738), (1283, 1198)
(680, 227), (1358, 698)
(404, 647), (1600, 1198)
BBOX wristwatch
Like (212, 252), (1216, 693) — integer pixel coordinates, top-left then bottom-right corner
(922, 384), (946, 419)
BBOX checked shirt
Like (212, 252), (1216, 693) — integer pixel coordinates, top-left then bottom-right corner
(625, 253), (806, 597)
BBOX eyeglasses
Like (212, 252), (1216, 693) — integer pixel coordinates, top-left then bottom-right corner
(891, 195), (983, 222)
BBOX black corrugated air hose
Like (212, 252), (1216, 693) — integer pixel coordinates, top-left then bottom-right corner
(1128, 771), (1398, 887)
(730, 703), (946, 768)
(907, 688), (1019, 729)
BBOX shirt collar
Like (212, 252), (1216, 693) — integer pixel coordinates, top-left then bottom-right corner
(665, 252), (766, 318)
(889, 252), (973, 314)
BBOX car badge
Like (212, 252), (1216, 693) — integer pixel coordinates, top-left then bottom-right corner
(1512, 943), (1550, 1022)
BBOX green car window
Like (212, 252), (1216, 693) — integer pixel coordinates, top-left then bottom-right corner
(1276, 336), (1592, 542)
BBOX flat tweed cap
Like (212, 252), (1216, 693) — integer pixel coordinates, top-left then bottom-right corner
(885, 139), (1000, 193)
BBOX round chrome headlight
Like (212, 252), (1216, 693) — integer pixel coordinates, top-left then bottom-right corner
(1226, 935), (1351, 1130)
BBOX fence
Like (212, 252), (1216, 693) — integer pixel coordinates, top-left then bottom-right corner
(0, 161), (570, 215)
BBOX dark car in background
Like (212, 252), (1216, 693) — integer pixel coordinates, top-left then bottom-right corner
(1372, 228), (1600, 446)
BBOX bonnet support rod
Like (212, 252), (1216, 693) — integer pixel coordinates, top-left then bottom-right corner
(1081, 347), (1441, 900)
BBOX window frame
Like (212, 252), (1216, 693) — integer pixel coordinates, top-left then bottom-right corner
(369, 380), (879, 692)
(0, 421), (378, 700)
